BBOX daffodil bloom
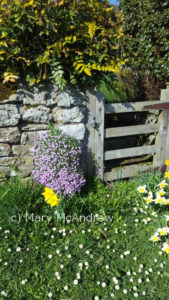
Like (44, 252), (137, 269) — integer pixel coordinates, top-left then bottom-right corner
(150, 234), (160, 242)
(155, 196), (165, 205)
(157, 227), (168, 236)
(42, 187), (60, 207)
(137, 185), (147, 194)
(156, 189), (165, 197)
(165, 159), (169, 166)
(158, 180), (168, 189)
(164, 171), (169, 179)
(143, 196), (153, 204)
(162, 242), (169, 254)
(164, 199), (169, 205)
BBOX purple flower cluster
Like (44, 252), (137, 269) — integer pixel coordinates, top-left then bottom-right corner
(31, 129), (86, 197)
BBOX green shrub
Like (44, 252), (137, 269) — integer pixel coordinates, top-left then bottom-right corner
(120, 0), (169, 99)
(98, 69), (143, 103)
(0, 0), (124, 90)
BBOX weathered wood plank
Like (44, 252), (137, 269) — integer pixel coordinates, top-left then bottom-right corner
(144, 102), (169, 110)
(153, 88), (169, 170)
(104, 145), (156, 161)
(105, 100), (161, 114)
(95, 92), (105, 179)
(85, 89), (97, 176)
(104, 163), (155, 181)
(105, 124), (159, 138)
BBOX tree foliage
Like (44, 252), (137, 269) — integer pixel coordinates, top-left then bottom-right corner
(120, 0), (169, 97)
(0, 0), (125, 89)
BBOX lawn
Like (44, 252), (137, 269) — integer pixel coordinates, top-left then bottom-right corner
(0, 172), (169, 300)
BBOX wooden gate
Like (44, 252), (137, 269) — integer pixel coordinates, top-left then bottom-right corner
(86, 85), (169, 181)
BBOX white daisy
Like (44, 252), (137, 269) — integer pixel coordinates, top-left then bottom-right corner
(48, 292), (52, 298)
(73, 279), (78, 285)
(16, 247), (21, 252)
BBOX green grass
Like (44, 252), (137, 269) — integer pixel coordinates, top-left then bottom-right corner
(0, 174), (169, 300)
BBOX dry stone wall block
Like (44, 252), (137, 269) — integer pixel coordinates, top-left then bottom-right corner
(21, 124), (49, 131)
(56, 123), (85, 140)
(0, 157), (21, 166)
(22, 83), (58, 106)
(0, 144), (11, 157)
(17, 165), (33, 178)
(21, 131), (46, 145)
(58, 86), (85, 107)
(55, 107), (85, 123)
(0, 104), (20, 126)
(0, 167), (10, 180)
(0, 127), (21, 143)
(12, 145), (31, 156)
(22, 106), (52, 123)
(1, 93), (22, 104)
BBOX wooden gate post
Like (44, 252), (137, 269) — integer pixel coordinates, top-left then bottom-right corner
(153, 84), (169, 171)
(95, 92), (105, 179)
(85, 89), (104, 179)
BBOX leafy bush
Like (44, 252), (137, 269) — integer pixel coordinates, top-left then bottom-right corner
(0, 0), (125, 89)
(0, 174), (169, 299)
(98, 69), (143, 103)
(120, 0), (169, 99)
(31, 128), (85, 198)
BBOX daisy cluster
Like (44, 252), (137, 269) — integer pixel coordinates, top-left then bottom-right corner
(1, 217), (169, 300)
(137, 159), (169, 254)
(1, 172), (169, 299)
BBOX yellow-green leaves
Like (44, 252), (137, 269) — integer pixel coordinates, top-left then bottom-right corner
(2, 72), (19, 84)
(0, 0), (123, 89)
(85, 22), (101, 40)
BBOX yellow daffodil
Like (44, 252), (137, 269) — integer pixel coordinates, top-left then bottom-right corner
(165, 159), (169, 166)
(150, 234), (160, 242)
(42, 187), (60, 207)
(137, 185), (147, 194)
(143, 197), (153, 204)
(164, 171), (169, 179)
(162, 243), (169, 254)
(156, 189), (165, 197)
(164, 200), (169, 205)
(158, 180), (168, 189)
(155, 197), (165, 204)
(157, 228), (168, 236)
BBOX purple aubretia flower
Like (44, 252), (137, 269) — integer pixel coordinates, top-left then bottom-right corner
(31, 128), (85, 197)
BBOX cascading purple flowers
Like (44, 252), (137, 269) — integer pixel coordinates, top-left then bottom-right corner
(31, 128), (86, 197)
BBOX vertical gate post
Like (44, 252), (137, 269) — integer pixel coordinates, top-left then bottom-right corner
(85, 89), (105, 179)
(154, 84), (169, 171)
(85, 89), (97, 177)
(95, 92), (105, 179)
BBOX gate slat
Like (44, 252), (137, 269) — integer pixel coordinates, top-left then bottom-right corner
(105, 101), (161, 114)
(105, 124), (159, 138)
(104, 163), (156, 181)
(104, 145), (156, 161)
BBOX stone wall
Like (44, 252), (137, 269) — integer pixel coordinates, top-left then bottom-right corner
(0, 82), (86, 181)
